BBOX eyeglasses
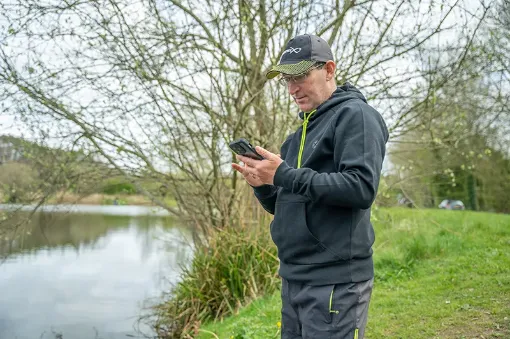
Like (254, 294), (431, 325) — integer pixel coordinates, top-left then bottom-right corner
(278, 63), (326, 86)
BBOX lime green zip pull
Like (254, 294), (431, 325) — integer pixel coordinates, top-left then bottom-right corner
(297, 109), (316, 169)
(329, 287), (339, 314)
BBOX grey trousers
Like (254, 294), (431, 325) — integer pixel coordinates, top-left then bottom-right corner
(280, 278), (373, 339)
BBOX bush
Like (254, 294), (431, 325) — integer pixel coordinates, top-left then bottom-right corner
(151, 221), (279, 338)
(0, 162), (38, 203)
(101, 178), (137, 195)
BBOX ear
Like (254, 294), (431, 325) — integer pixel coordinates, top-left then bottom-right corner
(325, 60), (336, 81)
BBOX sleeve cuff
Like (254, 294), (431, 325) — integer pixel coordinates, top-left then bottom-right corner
(253, 184), (276, 198)
(274, 162), (297, 190)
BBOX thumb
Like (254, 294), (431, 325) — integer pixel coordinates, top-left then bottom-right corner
(255, 146), (277, 160)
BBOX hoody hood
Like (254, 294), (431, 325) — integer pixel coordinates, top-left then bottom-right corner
(298, 82), (367, 120)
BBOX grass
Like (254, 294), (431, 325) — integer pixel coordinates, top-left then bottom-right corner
(197, 208), (510, 339)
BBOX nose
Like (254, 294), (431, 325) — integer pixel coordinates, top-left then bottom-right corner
(287, 82), (300, 96)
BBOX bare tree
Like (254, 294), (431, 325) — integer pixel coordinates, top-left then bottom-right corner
(0, 0), (494, 233)
(386, 9), (510, 210)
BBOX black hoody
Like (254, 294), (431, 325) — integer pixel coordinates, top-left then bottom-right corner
(253, 83), (389, 285)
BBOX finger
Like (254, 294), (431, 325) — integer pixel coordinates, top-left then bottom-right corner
(255, 146), (277, 160)
(241, 164), (257, 177)
(233, 164), (256, 182)
(232, 163), (246, 174)
(233, 163), (254, 179)
(236, 154), (258, 167)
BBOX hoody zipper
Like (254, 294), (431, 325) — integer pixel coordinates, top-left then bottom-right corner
(297, 109), (316, 168)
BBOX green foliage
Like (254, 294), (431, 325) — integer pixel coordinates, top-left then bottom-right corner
(197, 208), (510, 339)
(389, 77), (510, 213)
(151, 221), (280, 338)
(0, 162), (38, 203)
(0, 135), (123, 201)
(101, 178), (137, 195)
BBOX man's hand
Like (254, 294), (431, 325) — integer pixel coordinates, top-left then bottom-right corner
(232, 146), (283, 186)
(231, 161), (265, 187)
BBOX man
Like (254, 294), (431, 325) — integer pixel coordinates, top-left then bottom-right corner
(232, 34), (388, 339)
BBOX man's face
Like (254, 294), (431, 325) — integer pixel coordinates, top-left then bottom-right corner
(282, 62), (334, 112)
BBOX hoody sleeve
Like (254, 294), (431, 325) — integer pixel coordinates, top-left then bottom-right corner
(252, 134), (294, 214)
(273, 102), (388, 209)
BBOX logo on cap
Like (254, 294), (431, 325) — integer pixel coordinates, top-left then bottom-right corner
(279, 47), (302, 63)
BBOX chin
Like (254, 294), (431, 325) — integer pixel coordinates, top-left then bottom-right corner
(299, 104), (313, 112)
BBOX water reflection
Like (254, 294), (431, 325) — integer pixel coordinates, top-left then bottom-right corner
(0, 206), (193, 339)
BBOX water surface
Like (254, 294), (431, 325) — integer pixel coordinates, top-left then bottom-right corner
(0, 205), (192, 339)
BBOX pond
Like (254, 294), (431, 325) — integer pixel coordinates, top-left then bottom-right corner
(0, 204), (193, 339)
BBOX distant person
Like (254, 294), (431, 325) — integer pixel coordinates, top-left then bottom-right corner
(232, 34), (388, 338)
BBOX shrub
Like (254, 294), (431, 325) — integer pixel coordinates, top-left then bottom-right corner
(101, 178), (137, 195)
(0, 162), (38, 203)
(151, 221), (279, 338)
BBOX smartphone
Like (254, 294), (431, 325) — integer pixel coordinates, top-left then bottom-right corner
(229, 138), (264, 160)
